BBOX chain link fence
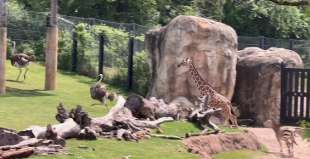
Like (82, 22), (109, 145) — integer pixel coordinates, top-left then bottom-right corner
(239, 36), (310, 67)
(6, 9), (310, 95)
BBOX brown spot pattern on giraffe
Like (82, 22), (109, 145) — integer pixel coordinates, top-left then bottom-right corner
(187, 60), (238, 126)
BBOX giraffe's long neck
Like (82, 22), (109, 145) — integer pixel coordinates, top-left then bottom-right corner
(189, 62), (215, 96)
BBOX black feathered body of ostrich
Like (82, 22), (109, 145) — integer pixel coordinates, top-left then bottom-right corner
(11, 53), (35, 68)
(90, 74), (107, 104)
(10, 41), (36, 81)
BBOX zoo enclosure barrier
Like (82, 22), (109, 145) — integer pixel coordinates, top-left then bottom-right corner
(281, 64), (310, 124)
(6, 9), (310, 95)
(238, 36), (310, 67)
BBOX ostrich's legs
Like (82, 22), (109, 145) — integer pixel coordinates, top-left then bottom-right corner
(23, 67), (29, 80)
(101, 96), (109, 110)
(16, 68), (22, 81)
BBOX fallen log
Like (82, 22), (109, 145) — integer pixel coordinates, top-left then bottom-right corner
(0, 138), (43, 150)
(19, 118), (81, 139)
(0, 147), (34, 159)
(149, 134), (183, 140)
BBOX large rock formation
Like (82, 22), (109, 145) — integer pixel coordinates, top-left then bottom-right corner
(183, 131), (262, 159)
(233, 47), (303, 125)
(145, 15), (238, 103)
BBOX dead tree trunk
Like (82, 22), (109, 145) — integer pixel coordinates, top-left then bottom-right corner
(20, 118), (81, 140)
(0, 147), (34, 159)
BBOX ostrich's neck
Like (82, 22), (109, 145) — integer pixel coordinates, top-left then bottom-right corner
(96, 77), (103, 85)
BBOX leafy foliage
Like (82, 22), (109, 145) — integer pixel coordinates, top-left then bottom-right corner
(194, 0), (226, 20)
(14, 0), (310, 39)
(223, 0), (310, 39)
(156, 0), (197, 25)
(300, 120), (310, 128)
(299, 120), (310, 139)
(133, 51), (150, 95)
(57, 22), (149, 94)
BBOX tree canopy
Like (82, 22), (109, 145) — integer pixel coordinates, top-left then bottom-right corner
(12, 0), (310, 39)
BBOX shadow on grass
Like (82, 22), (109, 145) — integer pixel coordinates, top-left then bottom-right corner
(59, 70), (95, 85)
(59, 69), (130, 95)
(4, 87), (55, 97)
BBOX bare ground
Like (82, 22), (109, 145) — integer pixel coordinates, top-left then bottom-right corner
(247, 128), (310, 159)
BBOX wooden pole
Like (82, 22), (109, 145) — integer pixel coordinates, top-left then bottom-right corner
(0, 0), (7, 95)
(45, 0), (58, 90)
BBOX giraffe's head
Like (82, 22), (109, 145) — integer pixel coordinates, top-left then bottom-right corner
(177, 57), (193, 68)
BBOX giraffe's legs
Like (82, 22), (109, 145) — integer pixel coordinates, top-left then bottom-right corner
(23, 67), (29, 81)
(229, 114), (238, 127)
(290, 142), (294, 157)
(286, 141), (291, 156)
(278, 139), (283, 154)
(16, 68), (22, 81)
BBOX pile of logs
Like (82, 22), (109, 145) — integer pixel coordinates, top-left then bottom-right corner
(0, 128), (65, 159)
(0, 95), (177, 158)
(0, 94), (227, 158)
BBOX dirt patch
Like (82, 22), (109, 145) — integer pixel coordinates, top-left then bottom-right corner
(183, 131), (262, 159)
(247, 128), (310, 159)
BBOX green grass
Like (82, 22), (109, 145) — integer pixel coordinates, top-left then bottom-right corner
(213, 150), (265, 159)
(0, 61), (199, 159)
(303, 129), (310, 140)
(0, 61), (261, 159)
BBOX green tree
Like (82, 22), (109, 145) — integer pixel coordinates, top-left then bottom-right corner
(223, 0), (310, 39)
(16, 0), (159, 26)
(156, 0), (197, 25)
(194, 0), (226, 21)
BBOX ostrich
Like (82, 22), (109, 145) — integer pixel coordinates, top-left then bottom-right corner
(90, 74), (109, 106)
(10, 41), (36, 81)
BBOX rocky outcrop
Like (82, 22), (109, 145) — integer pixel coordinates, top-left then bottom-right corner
(145, 15), (238, 103)
(183, 131), (262, 159)
(233, 47), (303, 125)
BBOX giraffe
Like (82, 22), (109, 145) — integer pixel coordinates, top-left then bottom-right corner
(177, 57), (238, 127)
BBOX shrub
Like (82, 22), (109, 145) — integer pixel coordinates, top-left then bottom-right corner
(133, 51), (150, 95)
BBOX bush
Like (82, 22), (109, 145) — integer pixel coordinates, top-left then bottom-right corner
(133, 51), (150, 95)
(58, 30), (74, 70)
(300, 120), (310, 128)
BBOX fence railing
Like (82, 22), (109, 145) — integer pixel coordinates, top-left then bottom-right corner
(6, 9), (310, 95)
(239, 36), (310, 67)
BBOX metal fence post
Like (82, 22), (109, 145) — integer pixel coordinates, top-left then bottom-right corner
(289, 39), (294, 50)
(128, 37), (134, 90)
(71, 31), (78, 72)
(280, 62), (286, 124)
(259, 36), (266, 49)
(98, 34), (105, 76)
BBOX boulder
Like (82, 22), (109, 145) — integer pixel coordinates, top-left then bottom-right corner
(183, 131), (262, 159)
(145, 15), (238, 103)
(233, 47), (303, 125)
